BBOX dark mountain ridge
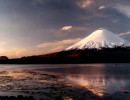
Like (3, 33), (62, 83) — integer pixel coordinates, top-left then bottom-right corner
(0, 46), (130, 64)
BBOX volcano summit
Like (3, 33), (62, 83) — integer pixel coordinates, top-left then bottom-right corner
(66, 29), (130, 50)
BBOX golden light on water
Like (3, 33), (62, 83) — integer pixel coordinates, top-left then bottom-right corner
(67, 73), (129, 97)
(67, 76), (105, 97)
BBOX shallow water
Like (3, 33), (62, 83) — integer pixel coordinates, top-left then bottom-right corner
(0, 64), (130, 99)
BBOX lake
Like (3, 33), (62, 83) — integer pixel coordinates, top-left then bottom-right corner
(0, 64), (130, 100)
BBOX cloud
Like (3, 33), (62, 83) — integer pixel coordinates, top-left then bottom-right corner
(0, 42), (5, 46)
(118, 31), (130, 36)
(112, 20), (118, 23)
(76, 0), (94, 8)
(31, 0), (45, 6)
(115, 4), (130, 17)
(48, 46), (65, 53)
(31, 0), (59, 6)
(37, 38), (82, 48)
(36, 38), (82, 54)
(0, 48), (28, 58)
(61, 26), (72, 31)
(99, 6), (105, 10)
(72, 26), (86, 31)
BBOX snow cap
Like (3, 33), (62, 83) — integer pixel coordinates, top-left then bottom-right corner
(66, 29), (130, 50)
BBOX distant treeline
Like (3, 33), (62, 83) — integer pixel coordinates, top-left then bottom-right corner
(1, 46), (130, 64)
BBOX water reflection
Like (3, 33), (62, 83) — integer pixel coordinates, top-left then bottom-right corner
(23, 63), (130, 97)
(67, 75), (130, 97)
(0, 64), (130, 99)
(62, 64), (130, 97)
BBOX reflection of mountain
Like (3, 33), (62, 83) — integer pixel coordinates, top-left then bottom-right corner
(31, 63), (130, 98)
(67, 75), (130, 97)
(64, 64), (130, 98)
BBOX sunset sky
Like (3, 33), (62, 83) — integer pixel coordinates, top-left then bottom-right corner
(0, 0), (130, 58)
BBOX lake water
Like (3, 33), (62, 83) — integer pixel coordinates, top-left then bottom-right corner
(0, 64), (130, 99)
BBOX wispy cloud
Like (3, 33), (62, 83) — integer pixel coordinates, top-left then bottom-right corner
(115, 4), (130, 17)
(37, 38), (82, 48)
(36, 38), (82, 53)
(31, 0), (45, 6)
(99, 6), (105, 10)
(0, 42), (5, 46)
(76, 0), (94, 8)
(0, 48), (28, 58)
(118, 31), (130, 36)
(61, 26), (72, 31)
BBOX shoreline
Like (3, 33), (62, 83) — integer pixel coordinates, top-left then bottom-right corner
(0, 69), (111, 100)
(0, 69), (128, 100)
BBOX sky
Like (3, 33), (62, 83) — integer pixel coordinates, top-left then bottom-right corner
(0, 0), (130, 58)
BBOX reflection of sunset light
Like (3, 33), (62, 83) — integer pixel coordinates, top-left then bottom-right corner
(7, 71), (28, 79)
(67, 76), (104, 96)
(67, 74), (129, 97)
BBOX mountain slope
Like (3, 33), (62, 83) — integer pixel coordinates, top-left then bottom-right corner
(66, 29), (130, 50)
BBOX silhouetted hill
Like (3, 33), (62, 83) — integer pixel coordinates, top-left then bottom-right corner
(0, 46), (130, 64)
(0, 56), (9, 60)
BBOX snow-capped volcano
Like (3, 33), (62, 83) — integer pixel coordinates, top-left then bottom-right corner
(66, 29), (130, 50)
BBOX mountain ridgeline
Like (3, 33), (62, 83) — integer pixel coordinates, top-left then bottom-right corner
(66, 29), (130, 50)
(1, 29), (130, 64)
(0, 56), (9, 60)
(0, 46), (130, 64)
